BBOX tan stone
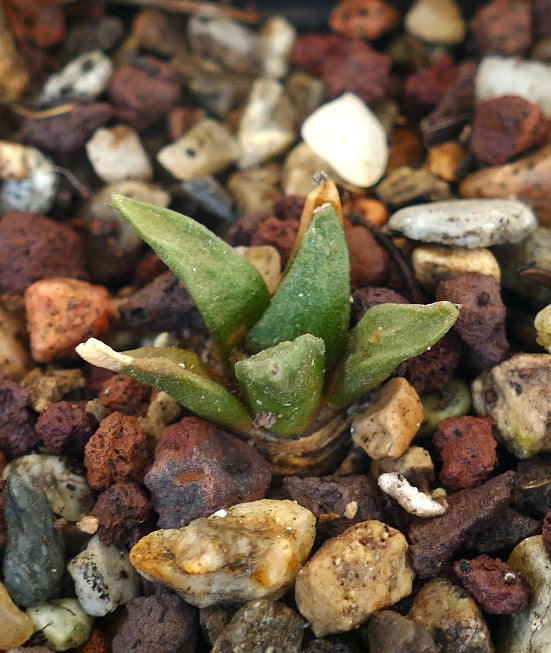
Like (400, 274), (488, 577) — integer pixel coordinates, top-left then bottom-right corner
(425, 141), (464, 181)
(371, 445), (435, 486)
(234, 245), (281, 295)
(0, 581), (34, 649)
(405, 0), (466, 45)
(295, 520), (414, 636)
(351, 377), (424, 459)
(412, 244), (500, 292)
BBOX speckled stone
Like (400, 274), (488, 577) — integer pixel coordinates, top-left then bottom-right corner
(388, 199), (537, 248)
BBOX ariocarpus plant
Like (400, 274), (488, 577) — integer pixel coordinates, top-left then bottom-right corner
(77, 178), (458, 473)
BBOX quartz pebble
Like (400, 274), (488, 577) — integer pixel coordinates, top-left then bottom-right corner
(366, 610), (437, 653)
(260, 16), (296, 79)
(405, 0), (466, 45)
(377, 472), (447, 518)
(158, 118), (240, 181)
(497, 535), (551, 652)
(409, 577), (494, 653)
(534, 305), (551, 352)
(129, 499), (316, 607)
(3, 474), (65, 607)
(0, 580), (34, 650)
(295, 520), (414, 636)
(476, 56), (551, 119)
(3, 454), (94, 521)
(301, 93), (388, 188)
(68, 535), (140, 617)
(38, 51), (113, 107)
(388, 198), (537, 248)
(86, 125), (152, 183)
(26, 599), (93, 651)
(472, 353), (551, 458)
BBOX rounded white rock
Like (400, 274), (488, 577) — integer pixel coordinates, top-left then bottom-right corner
(86, 125), (152, 183)
(301, 93), (388, 188)
(388, 199), (537, 248)
(405, 0), (466, 45)
(27, 599), (93, 652)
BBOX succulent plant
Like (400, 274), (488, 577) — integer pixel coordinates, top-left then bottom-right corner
(77, 178), (459, 474)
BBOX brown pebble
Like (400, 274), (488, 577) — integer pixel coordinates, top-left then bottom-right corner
(0, 211), (86, 296)
(465, 506), (541, 554)
(543, 512), (551, 560)
(25, 278), (113, 364)
(225, 211), (268, 247)
(77, 628), (110, 653)
(63, 15), (124, 57)
(167, 106), (205, 142)
(403, 54), (458, 117)
(344, 223), (390, 289)
(533, 0), (551, 38)
(108, 56), (180, 130)
(274, 195), (305, 222)
(470, 0), (532, 56)
(84, 411), (150, 491)
(351, 286), (409, 323)
(453, 555), (529, 615)
(405, 332), (462, 396)
(131, 9), (186, 57)
(92, 481), (151, 547)
(250, 216), (299, 267)
(433, 416), (498, 491)
(98, 374), (151, 417)
(470, 96), (549, 165)
(35, 400), (95, 458)
(387, 128), (426, 173)
(408, 471), (515, 578)
(329, 0), (401, 40)
(145, 417), (271, 528)
(0, 377), (36, 459)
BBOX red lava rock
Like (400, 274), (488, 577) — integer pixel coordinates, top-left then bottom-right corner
(421, 61), (476, 147)
(112, 590), (197, 653)
(24, 278), (114, 364)
(543, 512), (551, 560)
(134, 252), (167, 285)
(403, 54), (458, 117)
(250, 216), (299, 266)
(22, 103), (114, 154)
(145, 417), (271, 528)
(329, 0), (401, 40)
(282, 474), (385, 540)
(0, 211), (86, 295)
(465, 506), (541, 554)
(92, 480), (151, 547)
(453, 555), (529, 615)
(433, 416), (498, 491)
(470, 0), (532, 56)
(35, 400), (95, 458)
(77, 629), (110, 653)
(533, 0), (551, 38)
(0, 377), (36, 459)
(225, 211), (268, 247)
(405, 333), (462, 396)
(470, 96), (549, 166)
(351, 286), (409, 323)
(98, 374), (151, 417)
(344, 223), (390, 289)
(84, 411), (150, 491)
(408, 471), (515, 578)
(108, 55), (181, 130)
(118, 271), (205, 336)
(274, 195), (305, 222)
(4, 0), (65, 49)
(63, 15), (124, 58)
(436, 272), (510, 372)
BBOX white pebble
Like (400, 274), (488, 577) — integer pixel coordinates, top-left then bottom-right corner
(378, 472), (448, 517)
(27, 599), (93, 652)
(301, 93), (388, 188)
(86, 125), (152, 183)
(535, 305), (551, 352)
(405, 0), (466, 45)
(68, 535), (140, 617)
(0, 146), (58, 213)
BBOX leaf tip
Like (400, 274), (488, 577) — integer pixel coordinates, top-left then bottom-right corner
(76, 338), (131, 372)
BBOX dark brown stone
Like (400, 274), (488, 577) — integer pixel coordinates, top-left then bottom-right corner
(513, 457), (551, 517)
(351, 286), (409, 323)
(403, 54), (458, 118)
(63, 15), (124, 57)
(98, 374), (151, 417)
(344, 223), (390, 289)
(405, 333), (462, 396)
(224, 211), (269, 247)
(453, 555), (529, 614)
(543, 512), (551, 560)
(464, 506), (541, 554)
(250, 216), (300, 266)
(533, 0), (551, 38)
(92, 481), (151, 547)
(35, 400), (95, 457)
(145, 417), (271, 528)
(470, 0), (532, 56)
(273, 195), (305, 222)
(0, 377), (36, 459)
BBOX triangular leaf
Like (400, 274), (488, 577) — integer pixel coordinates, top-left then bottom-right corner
(111, 195), (270, 358)
(328, 302), (459, 408)
(76, 339), (253, 435)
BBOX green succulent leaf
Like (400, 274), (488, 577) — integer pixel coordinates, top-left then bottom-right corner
(76, 339), (253, 435)
(245, 202), (350, 370)
(327, 301), (460, 408)
(235, 334), (325, 438)
(111, 194), (270, 358)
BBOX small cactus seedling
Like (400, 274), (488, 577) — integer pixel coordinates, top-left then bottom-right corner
(77, 178), (458, 472)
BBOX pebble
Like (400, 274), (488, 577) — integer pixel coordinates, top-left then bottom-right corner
(138, 390), (181, 441)
(234, 245), (281, 295)
(470, 0), (531, 56)
(260, 15), (296, 79)
(472, 353), (551, 458)
(3, 474), (65, 607)
(371, 446), (435, 487)
(21, 367), (85, 413)
(0, 141), (29, 179)
(86, 125), (152, 183)
(405, 0), (466, 45)
(388, 198), (537, 248)
(68, 534), (140, 617)
(237, 78), (297, 170)
(158, 118), (240, 181)
(0, 580), (34, 650)
(24, 278), (113, 363)
(26, 599), (94, 651)
(2, 454), (94, 521)
(409, 577), (494, 653)
(475, 55), (551, 119)
(329, 0), (402, 41)
(425, 141), (464, 182)
(129, 499), (316, 607)
(178, 175), (236, 223)
(375, 166), (452, 207)
(301, 93), (388, 188)
(0, 146), (58, 214)
(295, 520), (414, 637)
(228, 162), (283, 214)
(0, 5), (29, 103)
(212, 599), (304, 653)
(285, 72), (325, 125)
(0, 302), (31, 380)
(534, 304), (551, 352)
(366, 610), (437, 653)
(38, 50), (113, 107)
(351, 377), (423, 459)
(412, 245), (500, 293)
(497, 535), (551, 652)
(282, 142), (342, 197)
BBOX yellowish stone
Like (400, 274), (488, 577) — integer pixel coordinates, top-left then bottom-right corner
(0, 581), (34, 650)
